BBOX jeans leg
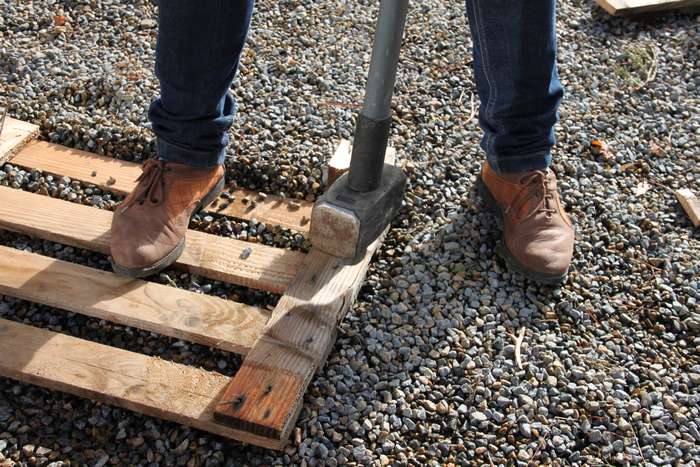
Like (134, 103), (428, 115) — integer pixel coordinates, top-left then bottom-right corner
(465, 0), (563, 174)
(149, 0), (254, 168)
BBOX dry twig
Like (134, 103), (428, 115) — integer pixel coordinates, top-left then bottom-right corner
(507, 327), (526, 369)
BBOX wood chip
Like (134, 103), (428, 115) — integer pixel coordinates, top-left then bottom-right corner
(675, 188), (700, 227)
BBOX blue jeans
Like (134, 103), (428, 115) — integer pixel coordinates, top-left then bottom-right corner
(150, 0), (563, 173)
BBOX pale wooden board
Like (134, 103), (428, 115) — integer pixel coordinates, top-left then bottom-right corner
(675, 188), (700, 227)
(0, 246), (269, 355)
(0, 117), (39, 164)
(0, 186), (304, 294)
(321, 139), (397, 187)
(11, 140), (313, 233)
(595, 0), (699, 15)
(0, 318), (285, 450)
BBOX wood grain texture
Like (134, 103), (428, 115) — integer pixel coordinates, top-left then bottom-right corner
(0, 246), (269, 354)
(0, 117), (39, 164)
(11, 140), (313, 233)
(0, 186), (304, 294)
(213, 139), (398, 440)
(676, 188), (700, 227)
(0, 318), (285, 449)
(595, 0), (699, 15)
(214, 234), (385, 440)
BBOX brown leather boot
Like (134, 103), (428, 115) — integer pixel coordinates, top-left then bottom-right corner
(110, 159), (224, 278)
(479, 162), (574, 284)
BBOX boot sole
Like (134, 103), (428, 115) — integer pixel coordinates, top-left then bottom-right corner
(477, 178), (567, 285)
(111, 175), (225, 279)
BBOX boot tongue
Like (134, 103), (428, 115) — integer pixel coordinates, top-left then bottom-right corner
(121, 159), (168, 211)
(512, 171), (550, 220)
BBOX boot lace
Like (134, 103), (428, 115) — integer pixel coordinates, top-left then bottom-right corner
(508, 170), (557, 220)
(120, 159), (170, 211)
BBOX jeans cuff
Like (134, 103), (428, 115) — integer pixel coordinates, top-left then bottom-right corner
(157, 139), (225, 169)
(486, 150), (552, 174)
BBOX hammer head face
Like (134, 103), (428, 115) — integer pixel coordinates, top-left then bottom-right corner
(310, 164), (406, 262)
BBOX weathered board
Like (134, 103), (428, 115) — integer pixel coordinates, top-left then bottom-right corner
(0, 246), (269, 354)
(595, 0), (699, 15)
(0, 186), (304, 294)
(0, 318), (285, 449)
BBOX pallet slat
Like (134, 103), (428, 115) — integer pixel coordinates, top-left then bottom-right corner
(0, 117), (39, 164)
(595, 0), (699, 15)
(0, 186), (303, 294)
(0, 246), (268, 354)
(213, 234), (384, 440)
(11, 141), (314, 233)
(0, 318), (285, 450)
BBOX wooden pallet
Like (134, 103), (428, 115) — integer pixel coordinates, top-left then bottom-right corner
(595, 0), (699, 15)
(0, 118), (387, 449)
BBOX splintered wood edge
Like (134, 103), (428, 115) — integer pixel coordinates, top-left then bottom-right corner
(10, 139), (313, 233)
(0, 117), (39, 164)
(0, 318), (285, 450)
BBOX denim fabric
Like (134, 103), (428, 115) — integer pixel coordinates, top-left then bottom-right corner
(149, 0), (254, 168)
(150, 0), (562, 173)
(465, 0), (563, 173)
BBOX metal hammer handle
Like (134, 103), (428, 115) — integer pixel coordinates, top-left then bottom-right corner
(348, 0), (409, 193)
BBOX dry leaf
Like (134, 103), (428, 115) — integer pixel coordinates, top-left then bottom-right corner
(633, 181), (651, 196)
(53, 15), (66, 26)
(590, 139), (615, 161)
(127, 71), (140, 81)
(650, 142), (666, 157)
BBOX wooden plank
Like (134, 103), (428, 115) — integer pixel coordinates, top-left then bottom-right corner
(10, 140), (313, 233)
(321, 139), (397, 187)
(0, 318), (285, 449)
(0, 117), (39, 164)
(213, 139), (398, 440)
(676, 188), (700, 227)
(0, 186), (304, 294)
(0, 246), (269, 355)
(595, 0), (699, 15)
(213, 235), (385, 440)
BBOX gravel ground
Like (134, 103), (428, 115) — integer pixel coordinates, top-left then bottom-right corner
(1, 0), (699, 466)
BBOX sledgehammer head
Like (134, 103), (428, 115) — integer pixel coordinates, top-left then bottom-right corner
(310, 164), (406, 263)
